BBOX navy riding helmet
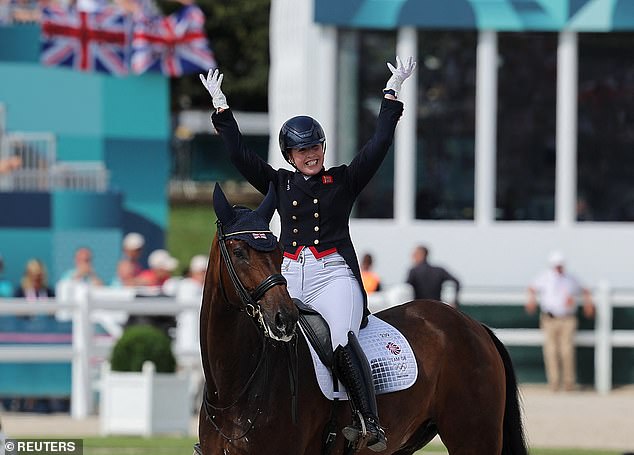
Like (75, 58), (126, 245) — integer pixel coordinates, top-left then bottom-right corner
(278, 116), (326, 165)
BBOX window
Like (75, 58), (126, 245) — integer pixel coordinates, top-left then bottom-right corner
(577, 33), (634, 221)
(338, 29), (397, 218)
(496, 32), (558, 221)
(415, 31), (477, 220)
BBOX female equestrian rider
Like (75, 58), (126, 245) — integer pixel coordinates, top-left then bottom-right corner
(200, 56), (416, 452)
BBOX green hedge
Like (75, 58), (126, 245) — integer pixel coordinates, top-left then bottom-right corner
(110, 325), (176, 373)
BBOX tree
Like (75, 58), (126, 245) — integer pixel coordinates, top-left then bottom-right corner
(159, 0), (271, 112)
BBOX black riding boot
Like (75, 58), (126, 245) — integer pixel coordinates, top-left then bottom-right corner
(334, 332), (387, 452)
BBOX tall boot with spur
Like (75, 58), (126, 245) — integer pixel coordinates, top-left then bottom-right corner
(334, 332), (387, 452)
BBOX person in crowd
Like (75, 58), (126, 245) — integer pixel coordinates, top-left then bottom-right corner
(121, 232), (145, 276)
(406, 245), (460, 307)
(14, 258), (54, 300)
(173, 254), (208, 416)
(173, 254), (207, 353)
(0, 156), (21, 174)
(59, 247), (103, 286)
(137, 249), (178, 288)
(360, 253), (382, 294)
(200, 55), (416, 451)
(110, 258), (139, 287)
(0, 254), (14, 297)
(0, 415), (6, 445)
(162, 253), (207, 297)
(525, 251), (595, 392)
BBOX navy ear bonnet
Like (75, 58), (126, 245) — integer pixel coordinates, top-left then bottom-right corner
(213, 182), (279, 252)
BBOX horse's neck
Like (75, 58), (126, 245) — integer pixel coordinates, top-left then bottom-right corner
(203, 301), (284, 400)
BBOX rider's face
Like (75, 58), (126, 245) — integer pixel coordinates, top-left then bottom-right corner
(290, 144), (324, 176)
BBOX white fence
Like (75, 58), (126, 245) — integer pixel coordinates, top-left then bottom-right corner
(0, 283), (633, 420)
(0, 286), (201, 419)
(0, 131), (109, 192)
(370, 281), (634, 395)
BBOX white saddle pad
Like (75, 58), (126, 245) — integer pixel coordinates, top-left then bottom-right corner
(302, 314), (418, 400)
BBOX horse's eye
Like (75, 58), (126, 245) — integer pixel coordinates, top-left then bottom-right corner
(232, 247), (247, 260)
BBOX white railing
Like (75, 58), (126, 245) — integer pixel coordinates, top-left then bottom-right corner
(0, 286), (201, 420)
(0, 283), (633, 420)
(0, 132), (56, 168)
(369, 281), (634, 395)
(50, 161), (110, 192)
(0, 131), (109, 192)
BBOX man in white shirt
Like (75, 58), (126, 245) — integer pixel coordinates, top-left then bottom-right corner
(526, 251), (594, 391)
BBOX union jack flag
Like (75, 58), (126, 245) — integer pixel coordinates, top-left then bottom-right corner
(131, 4), (216, 77)
(252, 233), (268, 239)
(40, 5), (130, 76)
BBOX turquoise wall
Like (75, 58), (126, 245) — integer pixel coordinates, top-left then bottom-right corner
(0, 24), (170, 288)
(315, 0), (634, 31)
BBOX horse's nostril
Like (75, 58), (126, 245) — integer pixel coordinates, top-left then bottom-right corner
(275, 311), (286, 329)
(275, 310), (296, 334)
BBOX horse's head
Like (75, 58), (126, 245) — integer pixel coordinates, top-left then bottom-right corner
(211, 182), (298, 342)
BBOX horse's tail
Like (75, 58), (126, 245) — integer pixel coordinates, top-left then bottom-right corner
(482, 325), (529, 455)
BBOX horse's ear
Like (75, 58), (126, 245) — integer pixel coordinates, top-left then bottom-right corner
(255, 182), (277, 223)
(213, 183), (235, 225)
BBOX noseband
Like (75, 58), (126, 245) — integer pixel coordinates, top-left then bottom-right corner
(216, 220), (287, 328)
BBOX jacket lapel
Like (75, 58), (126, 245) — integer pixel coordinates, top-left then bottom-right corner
(291, 171), (318, 197)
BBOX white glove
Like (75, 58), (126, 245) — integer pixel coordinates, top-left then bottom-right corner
(199, 68), (229, 110)
(384, 56), (416, 97)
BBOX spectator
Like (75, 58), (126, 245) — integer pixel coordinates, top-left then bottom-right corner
(110, 258), (139, 287)
(0, 415), (6, 446)
(405, 245), (460, 307)
(14, 259), (54, 299)
(173, 254), (207, 352)
(137, 249), (178, 288)
(0, 156), (21, 174)
(0, 156), (22, 191)
(0, 254), (14, 297)
(175, 254), (207, 300)
(174, 254), (207, 412)
(60, 247), (103, 286)
(360, 253), (381, 294)
(0, 0), (11, 25)
(526, 251), (594, 392)
(121, 232), (145, 276)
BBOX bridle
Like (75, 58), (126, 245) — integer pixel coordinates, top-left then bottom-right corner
(216, 219), (288, 331)
(203, 220), (291, 441)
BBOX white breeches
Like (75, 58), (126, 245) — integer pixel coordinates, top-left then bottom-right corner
(282, 248), (364, 349)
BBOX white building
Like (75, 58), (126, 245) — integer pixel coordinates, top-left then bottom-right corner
(267, 0), (634, 289)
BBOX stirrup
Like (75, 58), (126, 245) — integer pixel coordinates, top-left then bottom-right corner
(342, 411), (387, 452)
(342, 410), (366, 442)
(366, 424), (387, 452)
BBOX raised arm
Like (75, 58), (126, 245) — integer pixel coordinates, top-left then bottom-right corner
(347, 56), (416, 194)
(200, 69), (277, 194)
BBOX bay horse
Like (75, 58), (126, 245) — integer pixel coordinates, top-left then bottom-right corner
(198, 183), (528, 455)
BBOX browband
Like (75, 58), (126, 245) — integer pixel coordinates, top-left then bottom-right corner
(223, 230), (272, 237)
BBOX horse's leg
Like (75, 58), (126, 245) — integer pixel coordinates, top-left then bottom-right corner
(390, 420), (438, 455)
